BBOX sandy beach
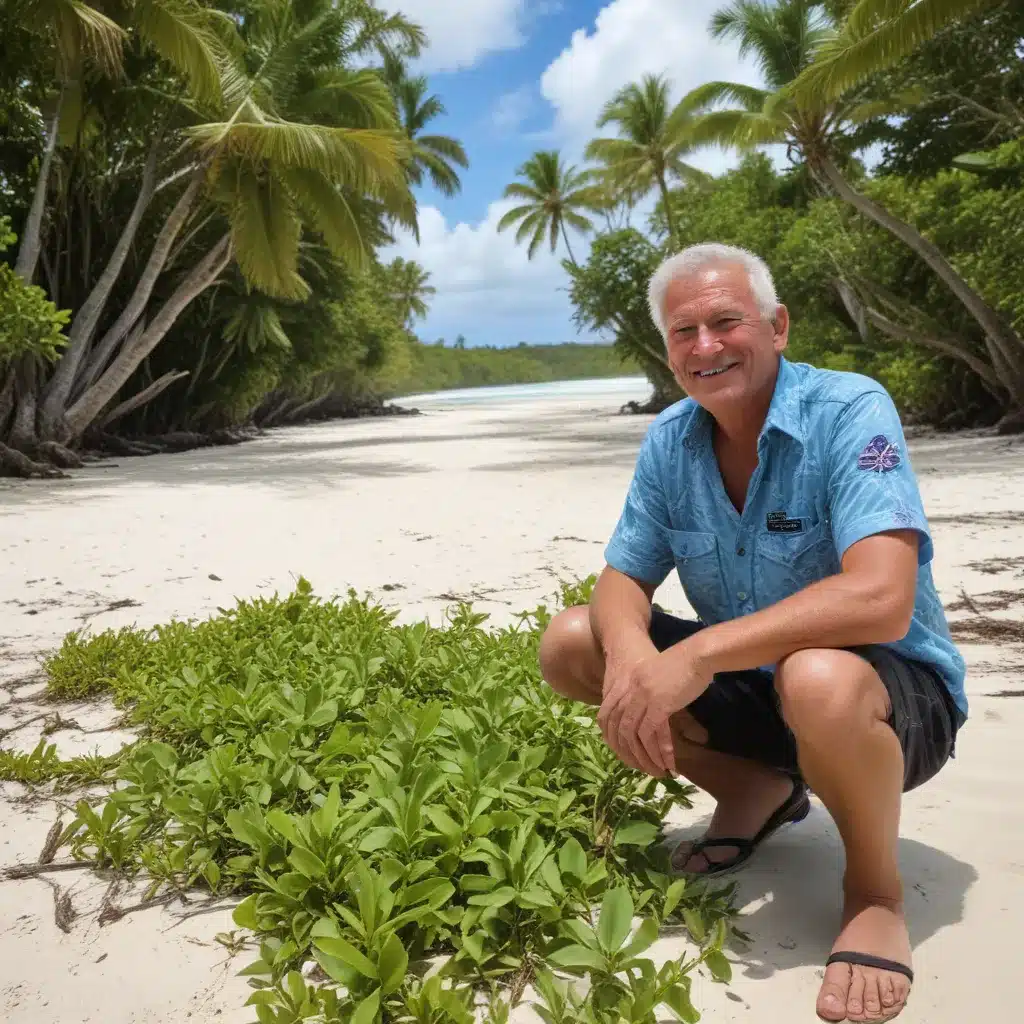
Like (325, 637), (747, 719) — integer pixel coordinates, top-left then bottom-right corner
(1, 381), (1022, 1022)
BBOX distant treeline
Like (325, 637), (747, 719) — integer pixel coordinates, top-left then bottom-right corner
(386, 340), (641, 396)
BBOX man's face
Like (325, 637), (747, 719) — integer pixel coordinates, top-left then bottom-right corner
(661, 263), (789, 414)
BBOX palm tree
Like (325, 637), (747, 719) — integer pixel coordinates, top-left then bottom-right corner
(389, 72), (469, 197)
(37, 0), (422, 443)
(682, 0), (1024, 414)
(496, 150), (602, 264)
(584, 73), (712, 247)
(791, 0), (1002, 102)
(10, 0), (223, 284)
(383, 257), (435, 327)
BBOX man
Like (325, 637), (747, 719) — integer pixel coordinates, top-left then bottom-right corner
(538, 243), (966, 1024)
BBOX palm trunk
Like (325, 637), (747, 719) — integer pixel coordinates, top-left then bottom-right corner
(63, 235), (231, 441)
(73, 168), (205, 403)
(816, 154), (1024, 382)
(38, 143), (161, 437)
(98, 370), (190, 430)
(559, 224), (578, 265)
(657, 171), (679, 249)
(14, 93), (63, 283)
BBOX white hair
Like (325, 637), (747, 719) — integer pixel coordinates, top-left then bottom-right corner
(647, 243), (779, 341)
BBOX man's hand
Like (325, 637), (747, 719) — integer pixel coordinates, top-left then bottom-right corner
(597, 643), (713, 777)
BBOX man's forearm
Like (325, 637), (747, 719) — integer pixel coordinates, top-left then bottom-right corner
(589, 567), (658, 664)
(682, 562), (914, 679)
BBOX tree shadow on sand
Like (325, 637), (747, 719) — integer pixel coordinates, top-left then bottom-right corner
(663, 799), (977, 981)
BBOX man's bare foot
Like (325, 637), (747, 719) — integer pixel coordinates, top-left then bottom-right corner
(817, 896), (913, 1023)
(671, 773), (801, 873)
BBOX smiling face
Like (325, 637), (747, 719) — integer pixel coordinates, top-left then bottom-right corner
(661, 262), (789, 420)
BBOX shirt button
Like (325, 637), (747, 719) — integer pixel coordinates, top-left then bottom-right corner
(737, 546), (746, 556)
(738, 591), (747, 601)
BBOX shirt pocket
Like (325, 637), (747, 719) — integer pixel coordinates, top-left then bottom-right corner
(755, 516), (838, 606)
(665, 529), (725, 624)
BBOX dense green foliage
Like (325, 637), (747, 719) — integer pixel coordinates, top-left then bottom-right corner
(0, 217), (69, 363)
(390, 341), (639, 396)
(31, 579), (736, 1023)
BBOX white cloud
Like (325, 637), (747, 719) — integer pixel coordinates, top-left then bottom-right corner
(540, 0), (766, 174)
(398, 0), (528, 73)
(491, 86), (535, 134)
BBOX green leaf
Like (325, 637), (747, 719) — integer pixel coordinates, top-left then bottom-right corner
(682, 909), (706, 942)
(558, 837), (587, 880)
(358, 826), (399, 852)
(403, 877), (455, 910)
(621, 917), (659, 960)
(467, 886), (517, 908)
(663, 879), (686, 918)
(613, 820), (659, 847)
(546, 944), (607, 971)
(704, 948), (732, 984)
(288, 846), (326, 880)
(232, 895), (260, 931)
(424, 805), (462, 840)
(377, 932), (408, 995)
(664, 984), (700, 1023)
(597, 886), (634, 954)
(351, 987), (381, 1024)
(312, 936), (376, 979)
(266, 809), (300, 845)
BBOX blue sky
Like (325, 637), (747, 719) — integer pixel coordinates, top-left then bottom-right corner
(382, 0), (769, 348)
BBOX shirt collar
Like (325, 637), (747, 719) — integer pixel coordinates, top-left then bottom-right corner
(680, 355), (804, 449)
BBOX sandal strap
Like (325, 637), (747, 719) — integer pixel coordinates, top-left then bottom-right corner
(826, 951), (914, 983)
(690, 837), (754, 856)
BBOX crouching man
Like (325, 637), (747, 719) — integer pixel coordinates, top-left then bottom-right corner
(538, 243), (966, 1023)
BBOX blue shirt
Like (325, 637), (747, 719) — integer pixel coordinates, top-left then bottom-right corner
(604, 357), (968, 725)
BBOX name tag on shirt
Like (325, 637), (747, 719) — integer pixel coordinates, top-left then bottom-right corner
(766, 511), (805, 534)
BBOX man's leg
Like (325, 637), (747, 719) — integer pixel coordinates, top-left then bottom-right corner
(538, 606), (800, 870)
(774, 647), (950, 1023)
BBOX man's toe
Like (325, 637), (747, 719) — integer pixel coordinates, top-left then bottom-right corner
(860, 971), (882, 1019)
(816, 963), (852, 1022)
(846, 969), (866, 1019)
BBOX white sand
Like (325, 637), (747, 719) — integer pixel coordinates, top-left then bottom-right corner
(1, 388), (1022, 1022)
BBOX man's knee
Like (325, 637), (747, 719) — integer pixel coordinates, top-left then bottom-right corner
(538, 605), (603, 700)
(775, 648), (889, 736)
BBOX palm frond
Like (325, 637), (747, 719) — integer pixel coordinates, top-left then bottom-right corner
(844, 87), (928, 124)
(413, 147), (463, 197)
(676, 80), (769, 115)
(291, 68), (398, 129)
(415, 133), (469, 167)
(187, 121), (410, 191)
(791, 0), (998, 102)
(284, 167), (370, 271)
(688, 108), (787, 149)
(53, 0), (126, 78)
(229, 171), (309, 300)
(496, 203), (540, 231)
(561, 210), (596, 235)
(132, 0), (225, 106)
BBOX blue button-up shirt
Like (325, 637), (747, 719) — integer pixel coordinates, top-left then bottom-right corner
(604, 357), (968, 725)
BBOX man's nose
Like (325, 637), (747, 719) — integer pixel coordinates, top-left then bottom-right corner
(692, 325), (723, 356)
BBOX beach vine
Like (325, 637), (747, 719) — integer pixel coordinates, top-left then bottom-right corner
(3, 578), (738, 1023)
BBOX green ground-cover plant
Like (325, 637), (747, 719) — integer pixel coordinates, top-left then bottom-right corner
(21, 577), (738, 1022)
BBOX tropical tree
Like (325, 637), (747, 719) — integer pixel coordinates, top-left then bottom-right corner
(381, 256), (435, 327)
(682, 0), (1024, 422)
(389, 70), (469, 197)
(584, 72), (712, 247)
(7, 0), (223, 284)
(792, 0), (1004, 102)
(4, 0), (425, 462)
(496, 150), (602, 264)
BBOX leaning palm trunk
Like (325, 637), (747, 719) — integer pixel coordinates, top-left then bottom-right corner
(14, 97), (63, 283)
(37, 143), (162, 437)
(816, 155), (1024, 398)
(63, 234), (231, 440)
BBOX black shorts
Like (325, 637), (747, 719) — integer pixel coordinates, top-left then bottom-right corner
(649, 609), (960, 793)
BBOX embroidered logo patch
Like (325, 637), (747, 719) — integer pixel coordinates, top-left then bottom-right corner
(857, 434), (901, 473)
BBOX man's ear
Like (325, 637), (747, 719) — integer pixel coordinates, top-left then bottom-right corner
(772, 304), (790, 354)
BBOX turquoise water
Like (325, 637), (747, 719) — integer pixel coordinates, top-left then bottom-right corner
(395, 375), (652, 407)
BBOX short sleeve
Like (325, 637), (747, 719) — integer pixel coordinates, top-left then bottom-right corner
(603, 427), (677, 586)
(825, 388), (933, 566)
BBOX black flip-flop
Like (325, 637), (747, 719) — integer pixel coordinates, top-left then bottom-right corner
(671, 781), (812, 877)
(818, 952), (914, 1022)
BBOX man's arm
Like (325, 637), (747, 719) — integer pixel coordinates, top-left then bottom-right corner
(681, 529), (918, 678)
(589, 566), (659, 667)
